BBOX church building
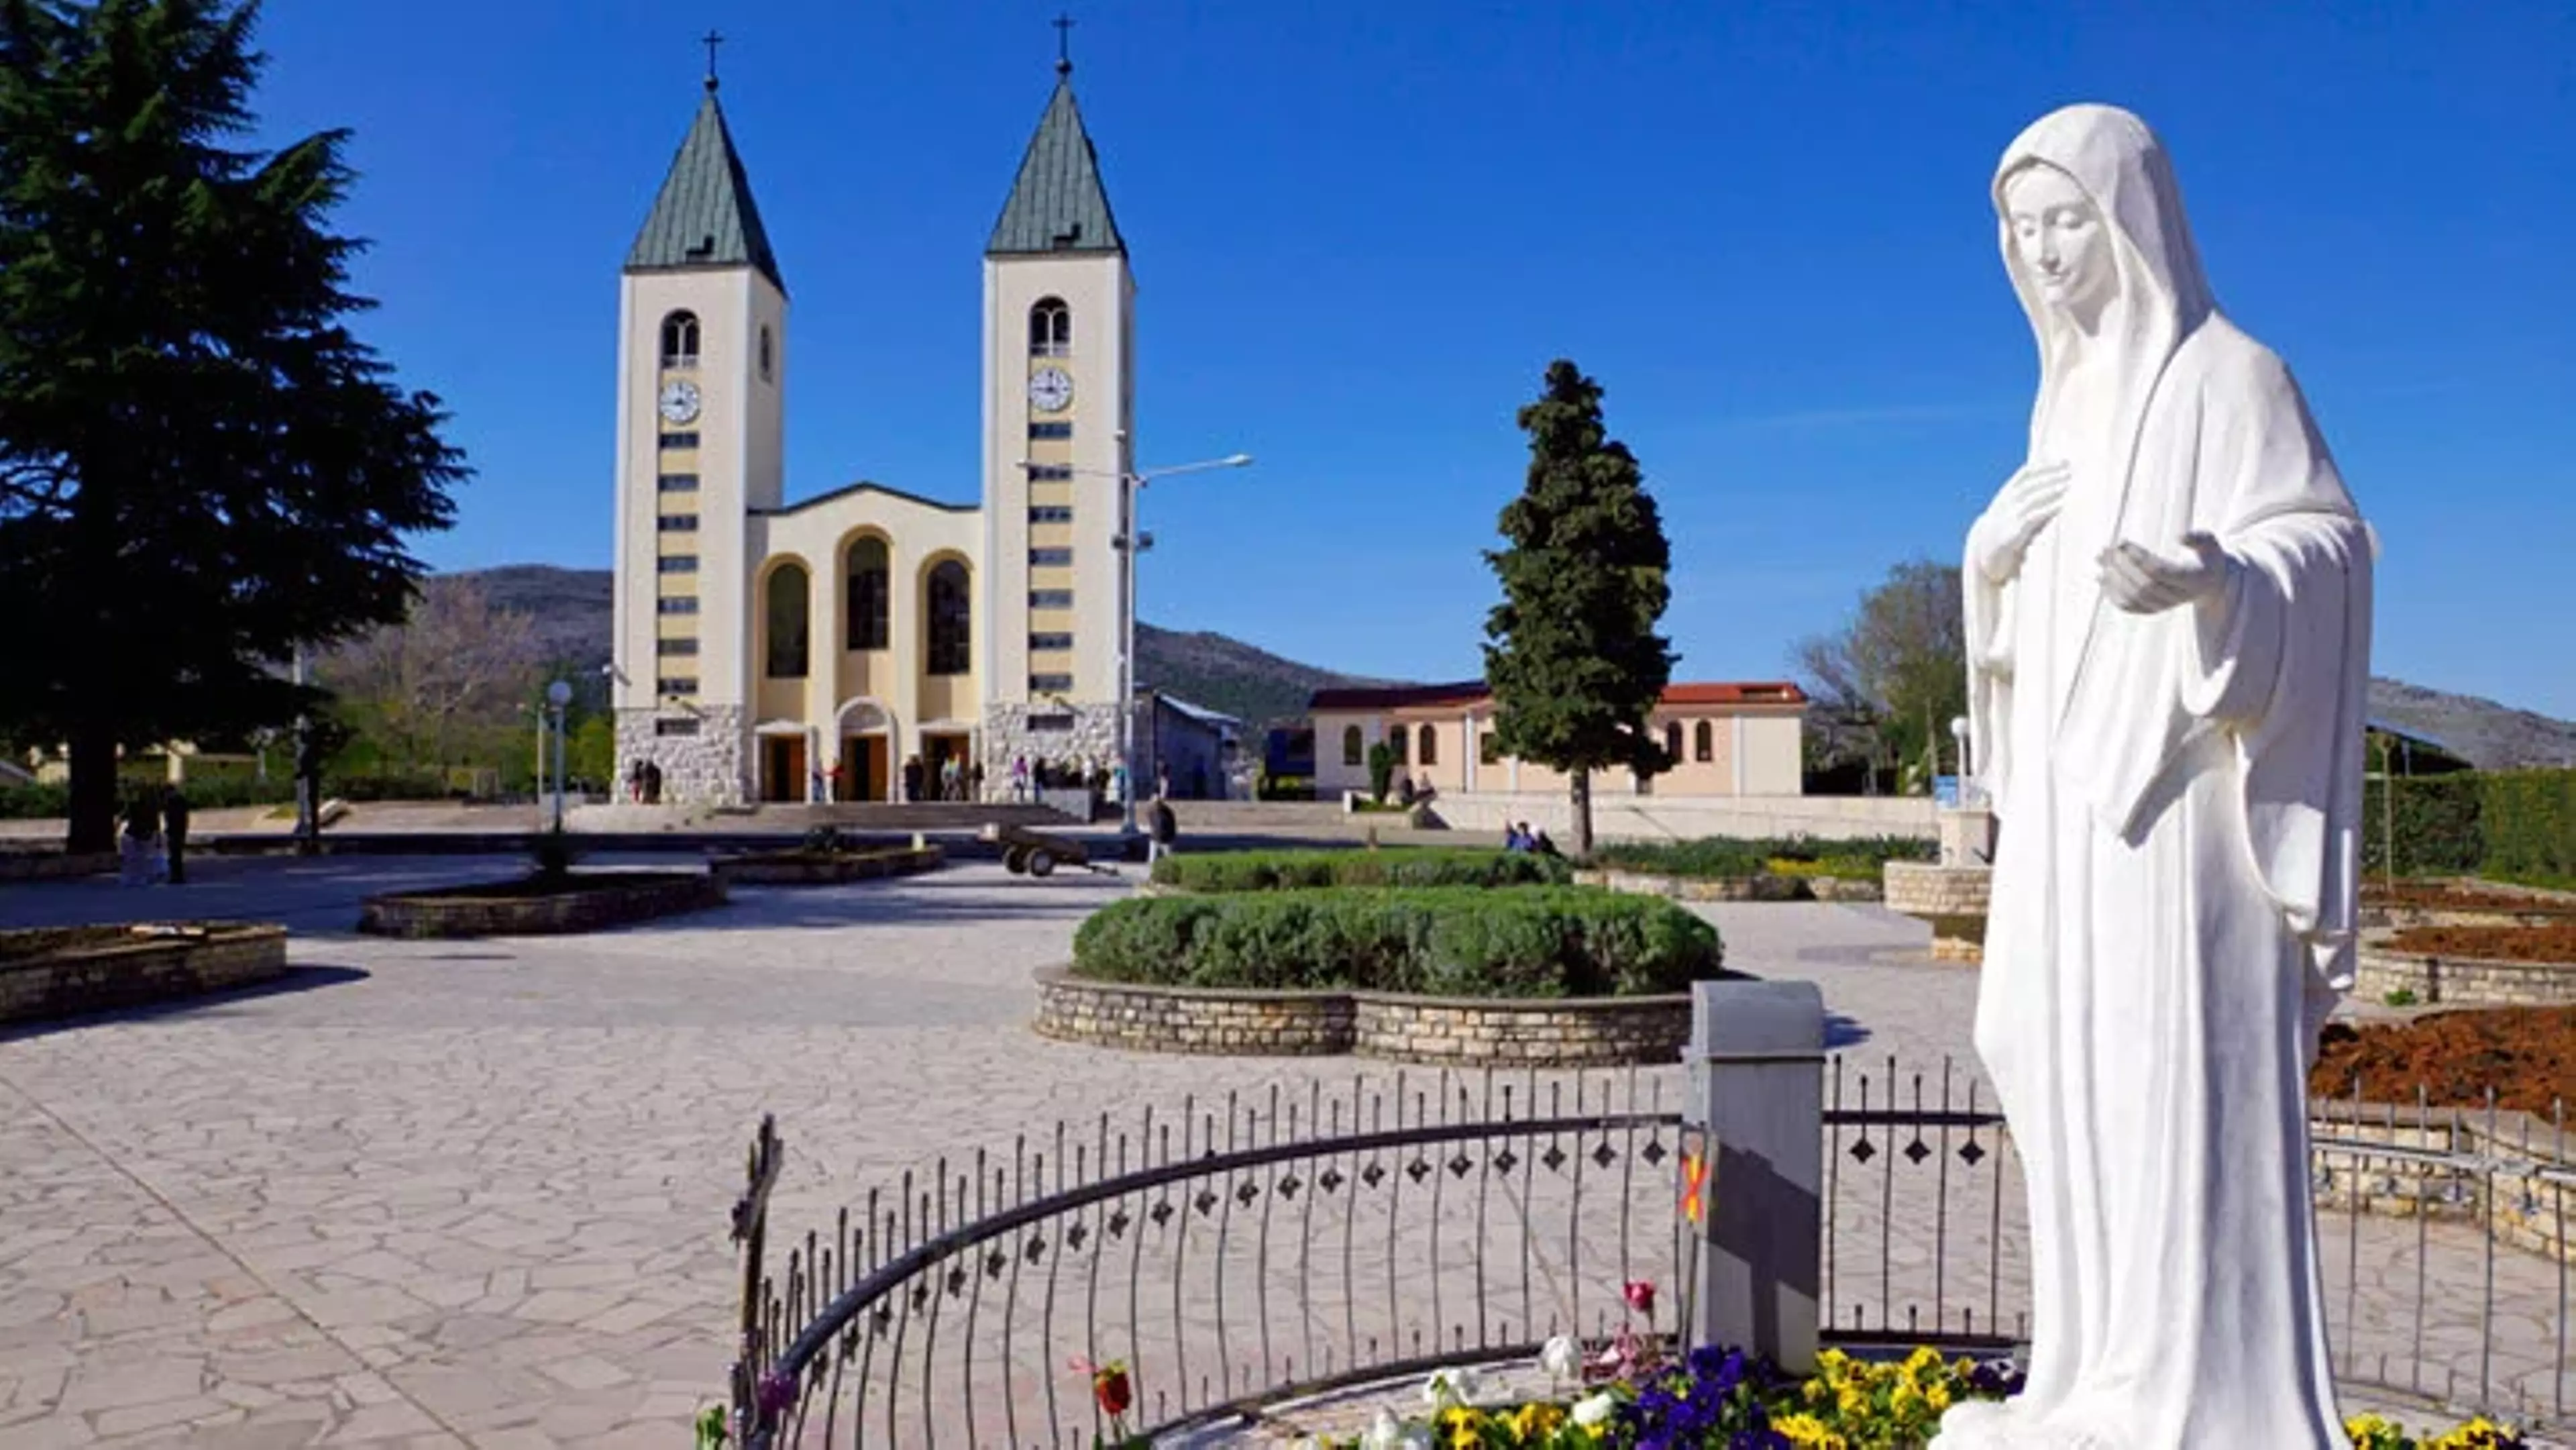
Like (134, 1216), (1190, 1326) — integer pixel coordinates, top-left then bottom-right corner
(610, 54), (1137, 804)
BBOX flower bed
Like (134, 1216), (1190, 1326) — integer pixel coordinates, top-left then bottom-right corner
(355, 870), (725, 938)
(1283, 1340), (2528, 1449)
(1071, 886), (1721, 998)
(2312, 1006), (2575, 1115)
(713, 843), (943, 885)
(1148, 847), (1571, 893)
(0, 922), (287, 1025)
(2383, 921), (2576, 964)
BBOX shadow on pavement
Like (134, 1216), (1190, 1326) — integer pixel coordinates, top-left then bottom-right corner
(0, 962), (373, 1041)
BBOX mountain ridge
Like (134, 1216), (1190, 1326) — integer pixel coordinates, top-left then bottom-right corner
(449, 564), (2576, 765)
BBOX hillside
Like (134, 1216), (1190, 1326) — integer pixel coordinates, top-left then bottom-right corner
(2368, 678), (2576, 770)
(455, 565), (1395, 727)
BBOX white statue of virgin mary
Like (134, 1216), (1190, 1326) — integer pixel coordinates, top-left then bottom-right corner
(1937, 105), (2374, 1449)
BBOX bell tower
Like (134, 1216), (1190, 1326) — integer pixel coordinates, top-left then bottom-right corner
(980, 49), (1136, 773)
(611, 46), (787, 805)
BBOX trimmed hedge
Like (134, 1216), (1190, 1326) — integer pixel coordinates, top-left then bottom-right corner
(2363, 770), (2576, 884)
(0, 770), (453, 819)
(1148, 847), (1572, 893)
(1071, 886), (1722, 998)
(1589, 835), (1937, 882)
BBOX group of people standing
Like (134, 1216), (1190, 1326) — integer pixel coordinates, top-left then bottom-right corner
(1501, 820), (1558, 856)
(118, 784), (192, 886)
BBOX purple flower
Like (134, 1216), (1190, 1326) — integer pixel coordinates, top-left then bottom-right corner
(755, 1369), (798, 1418)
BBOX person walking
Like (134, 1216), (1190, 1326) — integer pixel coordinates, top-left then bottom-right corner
(119, 794), (159, 886)
(1147, 791), (1178, 866)
(160, 783), (192, 885)
(1011, 754), (1030, 803)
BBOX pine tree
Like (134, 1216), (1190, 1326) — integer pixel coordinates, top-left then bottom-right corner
(0, 0), (465, 851)
(1481, 360), (1675, 857)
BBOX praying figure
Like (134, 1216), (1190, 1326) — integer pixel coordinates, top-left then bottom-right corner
(1937, 104), (2373, 1449)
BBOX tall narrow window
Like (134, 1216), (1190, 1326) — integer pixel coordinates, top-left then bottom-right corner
(1417, 724), (1438, 766)
(1479, 733), (1501, 766)
(766, 564), (810, 679)
(1695, 721), (1714, 763)
(845, 537), (890, 650)
(1029, 297), (1071, 357)
(1664, 721), (1683, 762)
(1389, 728), (1409, 766)
(927, 560), (971, 676)
(659, 311), (700, 367)
(758, 324), (774, 380)
(1342, 726), (1364, 767)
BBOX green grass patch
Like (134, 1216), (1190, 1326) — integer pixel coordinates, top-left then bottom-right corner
(1149, 847), (1572, 893)
(1591, 835), (1936, 881)
(1071, 886), (1721, 998)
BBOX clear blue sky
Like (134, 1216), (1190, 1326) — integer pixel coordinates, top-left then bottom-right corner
(244, 1), (2576, 717)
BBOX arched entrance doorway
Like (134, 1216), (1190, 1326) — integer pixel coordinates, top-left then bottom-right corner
(835, 700), (895, 803)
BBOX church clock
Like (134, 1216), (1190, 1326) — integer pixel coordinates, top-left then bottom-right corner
(658, 378), (702, 425)
(1026, 366), (1073, 413)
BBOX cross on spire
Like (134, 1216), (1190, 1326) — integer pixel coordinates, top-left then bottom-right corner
(1052, 13), (1074, 76)
(702, 30), (724, 91)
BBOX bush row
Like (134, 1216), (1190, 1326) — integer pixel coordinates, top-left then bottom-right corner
(2364, 770), (2576, 886)
(0, 770), (454, 819)
(1071, 887), (1722, 998)
(1148, 847), (1572, 893)
(1587, 834), (1937, 882)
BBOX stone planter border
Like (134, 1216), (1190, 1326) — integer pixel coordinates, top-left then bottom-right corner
(1572, 868), (1884, 904)
(1882, 861), (1990, 964)
(1, 923), (287, 1025)
(714, 845), (944, 886)
(1031, 967), (1695, 1067)
(356, 870), (726, 939)
(2351, 943), (2576, 1008)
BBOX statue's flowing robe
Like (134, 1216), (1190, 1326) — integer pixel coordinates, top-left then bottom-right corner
(1949, 105), (2372, 1450)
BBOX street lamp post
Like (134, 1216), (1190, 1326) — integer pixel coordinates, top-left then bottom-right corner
(1026, 452), (1252, 837)
(546, 680), (573, 833)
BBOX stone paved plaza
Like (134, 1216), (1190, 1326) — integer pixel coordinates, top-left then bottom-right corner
(1, 855), (2565, 1445)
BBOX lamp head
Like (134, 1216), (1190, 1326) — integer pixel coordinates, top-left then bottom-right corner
(547, 680), (573, 708)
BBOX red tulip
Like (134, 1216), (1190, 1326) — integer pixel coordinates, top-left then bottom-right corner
(1624, 1279), (1656, 1316)
(1093, 1361), (1133, 1418)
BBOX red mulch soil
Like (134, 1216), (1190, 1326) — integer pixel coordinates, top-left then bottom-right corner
(2361, 880), (2576, 914)
(2312, 1007), (2576, 1115)
(2381, 922), (2576, 964)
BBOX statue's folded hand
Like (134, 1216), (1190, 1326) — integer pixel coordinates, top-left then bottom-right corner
(2097, 531), (2235, 615)
(1970, 460), (2071, 582)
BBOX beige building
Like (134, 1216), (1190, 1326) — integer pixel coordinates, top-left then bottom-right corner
(1309, 681), (1809, 801)
(611, 59), (1139, 803)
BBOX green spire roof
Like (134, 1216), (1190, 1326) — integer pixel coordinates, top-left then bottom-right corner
(628, 86), (784, 290)
(987, 69), (1124, 256)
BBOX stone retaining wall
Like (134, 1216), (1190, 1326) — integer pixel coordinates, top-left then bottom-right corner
(1882, 862), (1991, 964)
(714, 846), (944, 886)
(0, 849), (115, 882)
(0, 924), (287, 1025)
(1571, 869), (1803, 902)
(2309, 1106), (2572, 1266)
(2352, 945), (2576, 1008)
(357, 872), (727, 939)
(1031, 968), (1691, 1067)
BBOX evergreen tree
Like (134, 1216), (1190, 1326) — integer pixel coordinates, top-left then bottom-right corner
(0, 0), (464, 850)
(1481, 360), (1674, 856)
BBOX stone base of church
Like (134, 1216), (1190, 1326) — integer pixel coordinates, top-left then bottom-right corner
(983, 701), (1126, 778)
(615, 705), (751, 807)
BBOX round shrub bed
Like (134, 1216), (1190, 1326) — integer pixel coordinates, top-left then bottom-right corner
(1, 922), (288, 1025)
(2313, 1006), (2573, 1115)
(1071, 886), (1721, 998)
(715, 844), (943, 885)
(1147, 846), (1570, 893)
(356, 870), (724, 938)
(1032, 970), (1697, 1066)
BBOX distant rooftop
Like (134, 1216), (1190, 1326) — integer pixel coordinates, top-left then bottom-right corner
(1309, 680), (1809, 713)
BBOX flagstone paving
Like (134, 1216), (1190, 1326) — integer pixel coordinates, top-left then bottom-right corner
(0, 856), (2565, 1445)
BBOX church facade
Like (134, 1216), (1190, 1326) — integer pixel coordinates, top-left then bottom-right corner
(610, 61), (1136, 804)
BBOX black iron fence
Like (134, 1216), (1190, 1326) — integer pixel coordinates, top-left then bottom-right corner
(725, 1061), (2571, 1447)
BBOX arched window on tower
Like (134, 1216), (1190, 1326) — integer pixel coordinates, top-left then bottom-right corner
(660, 311), (700, 368)
(1029, 297), (1071, 358)
(1342, 725), (1363, 767)
(765, 563), (810, 680)
(1417, 724), (1438, 766)
(926, 560), (971, 676)
(1695, 721), (1715, 764)
(758, 324), (773, 381)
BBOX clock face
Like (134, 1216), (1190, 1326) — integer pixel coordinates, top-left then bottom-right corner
(1027, 366), (1073, 413)
(658, 379), (701, 425)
